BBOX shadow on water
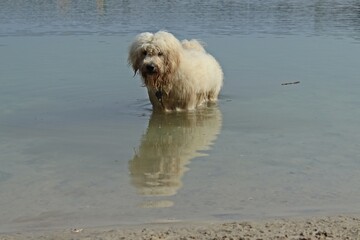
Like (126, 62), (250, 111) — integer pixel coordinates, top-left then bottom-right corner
(129, 106), (222, 207)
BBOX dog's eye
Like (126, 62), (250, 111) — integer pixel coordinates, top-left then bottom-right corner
(142, 50), (147, 56)
(158, 52), (163, 56)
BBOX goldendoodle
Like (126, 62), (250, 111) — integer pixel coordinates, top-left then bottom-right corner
(128, 31), (223, 111)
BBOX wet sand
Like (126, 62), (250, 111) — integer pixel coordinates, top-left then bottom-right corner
(1, 215), (359, 240)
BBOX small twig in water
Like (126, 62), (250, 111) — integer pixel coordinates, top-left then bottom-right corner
(281, 81), (300, 86)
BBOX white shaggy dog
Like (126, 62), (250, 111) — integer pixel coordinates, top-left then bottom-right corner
(128, 31), (223, 111)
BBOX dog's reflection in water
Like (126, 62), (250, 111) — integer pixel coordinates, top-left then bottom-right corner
(129, 106), (222, 206)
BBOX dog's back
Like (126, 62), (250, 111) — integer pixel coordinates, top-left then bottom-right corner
(181, 39), (206, 53)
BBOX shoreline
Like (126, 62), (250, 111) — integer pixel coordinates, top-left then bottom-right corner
(1, 215), (359, 240)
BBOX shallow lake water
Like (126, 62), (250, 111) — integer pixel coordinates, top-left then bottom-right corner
(1, 0), (360, 233)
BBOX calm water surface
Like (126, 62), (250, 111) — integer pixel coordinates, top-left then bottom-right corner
(1, 0), (360, 233)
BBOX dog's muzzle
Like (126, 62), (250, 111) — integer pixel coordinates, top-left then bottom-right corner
(145, 63), (157, 74)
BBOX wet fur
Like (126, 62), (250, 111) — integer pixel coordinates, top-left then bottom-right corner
(128, 31), (223, 111)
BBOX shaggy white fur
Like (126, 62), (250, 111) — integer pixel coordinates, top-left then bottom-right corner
(128, 31), (223, 111)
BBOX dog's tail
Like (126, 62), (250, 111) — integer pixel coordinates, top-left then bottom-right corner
(181, 39), (206, 53)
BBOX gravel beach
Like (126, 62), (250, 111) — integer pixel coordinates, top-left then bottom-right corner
(1, 215), (359, 240)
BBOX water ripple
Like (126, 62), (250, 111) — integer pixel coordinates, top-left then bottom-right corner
(1, 0), (360, 39)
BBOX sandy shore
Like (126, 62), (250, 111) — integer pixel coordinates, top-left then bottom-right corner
(1, 215), (359, 240)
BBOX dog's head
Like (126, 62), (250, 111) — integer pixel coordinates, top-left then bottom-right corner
(128, 31), (181, 89)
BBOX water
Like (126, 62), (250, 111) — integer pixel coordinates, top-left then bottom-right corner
(1, 0), (360, 233)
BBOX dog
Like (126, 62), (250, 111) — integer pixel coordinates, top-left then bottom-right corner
(128, 31), (223, 111)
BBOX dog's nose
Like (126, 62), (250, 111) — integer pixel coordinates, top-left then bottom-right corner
(146, 64), (156, 73)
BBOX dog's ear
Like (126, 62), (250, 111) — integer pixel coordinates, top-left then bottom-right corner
(155, 31), (182, 76)
(128, 52), (137, 72)
(133, 69), (138, 77)
(164, 49), (180, 76)
(128, 46), (140, 76)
